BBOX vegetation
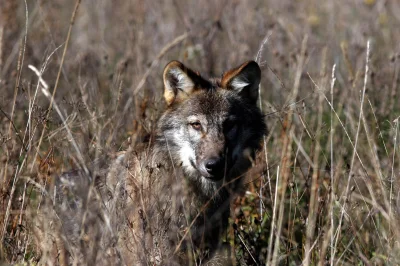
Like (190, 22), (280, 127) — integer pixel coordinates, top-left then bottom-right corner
(1, 0), (399, 264)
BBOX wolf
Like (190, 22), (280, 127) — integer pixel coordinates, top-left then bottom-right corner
(35, 60), (267, 265)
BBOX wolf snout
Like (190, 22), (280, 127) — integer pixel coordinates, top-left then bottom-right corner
(203, 157), (225, 180)
(205, 158), (222, 172)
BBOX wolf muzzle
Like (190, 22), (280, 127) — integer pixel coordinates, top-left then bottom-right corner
(193, 156), (226, 181)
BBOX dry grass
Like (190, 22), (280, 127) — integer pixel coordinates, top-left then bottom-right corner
(1, 0), (400, 265)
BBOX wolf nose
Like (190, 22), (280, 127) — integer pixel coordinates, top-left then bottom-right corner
(205, 158), (223, 174)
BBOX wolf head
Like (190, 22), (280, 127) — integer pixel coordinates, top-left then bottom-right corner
(156, 60), (266, 196)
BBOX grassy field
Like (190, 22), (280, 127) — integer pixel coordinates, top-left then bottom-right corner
(1, 0), (400, 264)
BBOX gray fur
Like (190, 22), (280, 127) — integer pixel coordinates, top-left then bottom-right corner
(35, 61), (267, 265)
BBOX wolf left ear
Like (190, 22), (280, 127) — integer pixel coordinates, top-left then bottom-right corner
(221, 61), (261, 104)
(163, 61), (209, 106)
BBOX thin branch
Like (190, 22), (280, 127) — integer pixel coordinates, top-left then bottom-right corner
(33, 0), (82, 170)
(333, 40), (371, 263)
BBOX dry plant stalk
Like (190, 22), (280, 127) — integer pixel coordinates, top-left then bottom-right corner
(1, 1), (400, 265)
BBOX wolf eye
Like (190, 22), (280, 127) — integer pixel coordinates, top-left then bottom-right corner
(189, 121), (202, 131)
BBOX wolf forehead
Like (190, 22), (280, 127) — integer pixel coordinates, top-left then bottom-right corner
(168, 90), (241, 119)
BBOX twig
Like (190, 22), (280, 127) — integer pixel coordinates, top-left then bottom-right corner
(271, 35), (308, 266)
(303, 47), (325, 264)
(32, 0), (81, 170)
(0, 0), (29, 246)
(333, 40), (370, 262)
(389, 116), (399, 235)
(121, 32), (188, 116)
(255, 33), (273, 219)
(7, 0), (28, 137)
(134, 32), (188, 96)
(330, 64), (336, 266)
(236, 228), (259, 265)
(266, 165), (280, 265)
(29, 65), (89, 175)
(27, 42), (65, 172)
(0, 107), (28, 152)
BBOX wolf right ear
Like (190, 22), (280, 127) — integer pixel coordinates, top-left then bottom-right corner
(221, 61), (261, 104)
(163, 61), (207, 106)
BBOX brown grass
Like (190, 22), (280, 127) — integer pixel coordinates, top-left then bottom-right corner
(1, 0), (400, 264)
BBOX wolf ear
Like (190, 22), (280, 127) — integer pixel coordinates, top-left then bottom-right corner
(163, 61), (205, 106)
(221, 61), (261, 104)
